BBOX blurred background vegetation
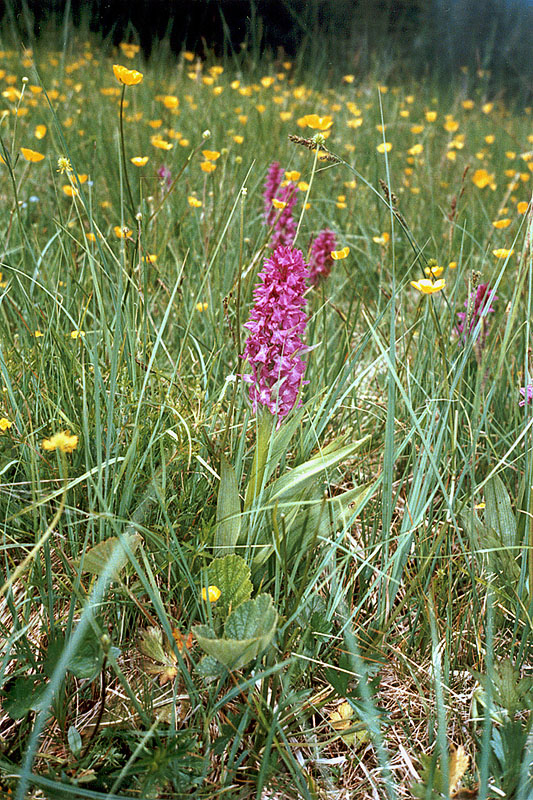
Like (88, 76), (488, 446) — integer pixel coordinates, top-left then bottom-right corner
(2, 0), (533, 102)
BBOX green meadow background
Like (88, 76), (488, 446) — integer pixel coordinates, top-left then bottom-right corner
(1, 2), (533, 798)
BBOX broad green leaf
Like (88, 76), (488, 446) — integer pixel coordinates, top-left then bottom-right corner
(484, 474), (517, 549)
(252, 482), (374, 568)
(267, 438), (370, 504)
(1, 676), (47, 719)
(224, 594), (276, 640)
(193, 594), (277, 670)
(214, 454), (241, 556)
(68, 626), (103, 680)
(68, 725), (82, 756)
(208, 554), (252, 615)
(196, 655), (225, 679)
(79, 532), (142, 578)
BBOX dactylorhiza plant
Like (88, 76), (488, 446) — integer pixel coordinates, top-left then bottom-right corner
(242, 244), (309, 421)
(262, 161), (299, 249)
(308, 228), (337, 286)
(456, 282), (497, 347)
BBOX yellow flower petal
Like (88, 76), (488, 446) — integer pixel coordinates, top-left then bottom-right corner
(201, 585), (221, 602)
(20, 147), (45, 163)
(492, 248), (514, 258)
(331, 246), (350, 260)
(42, 430), (78, 453)
(113, 63), (143, 86)
(410, 278), (446, 294)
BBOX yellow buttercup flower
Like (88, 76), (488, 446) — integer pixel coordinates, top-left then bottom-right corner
(272, 199), (287, 210)
(376, 142), (392, 154)
(424, 265), (444, 277)
(150, 135), (173, 150)
(297, 114), (333, 131)
(472, 169), (493, 189)
(517, 201), (529, 214)
(200, 161), (216, 173)
(162, 94), (179, 109)
(492, 218), (511, 229)
(0, 418), (13, 432)
(114, 226), (132, 239)
(20, 147), (45, 163)
(62, 185), (79, 197)
(34, 124), (47, 140)
(188, 196), (202, 208)
(493, 248), (514, 258)
(443, 118), (459, 132)
(130, 156), (149, 166)
(331, 247), (350, 260)
(410, 278), (446, 294)
(113, 64), (143, 86)
(42, 430), (79, 453)
(202, 149), (220, 161)
(201, 585), (221, 602)
(119, 42), (140, 59)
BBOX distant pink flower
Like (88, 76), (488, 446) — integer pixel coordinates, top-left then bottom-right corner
(456, 283), (497, 345)
(262, 161), (298, 249)
(309, 228), (337, 285)
(263, 161), (284, 218)
(242, 245), (309, 420)
(157, 164), (172, 188)
(519, 384), (533, 406)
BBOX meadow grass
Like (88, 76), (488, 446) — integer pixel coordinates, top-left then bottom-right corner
(0, 19), (532, 800)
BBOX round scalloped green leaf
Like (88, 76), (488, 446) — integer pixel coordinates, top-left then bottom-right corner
(192, 594), (277, 670)
(208, 554), (252, 616)
(224, 594), (276, 640)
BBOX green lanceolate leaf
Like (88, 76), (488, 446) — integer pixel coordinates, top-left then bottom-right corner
(484, 474), (517, 550)
(208, 554), (252, 616)
(267, 437), (370, 504)
(193, 594), (277, 670)
(214, 454), (242, 556)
